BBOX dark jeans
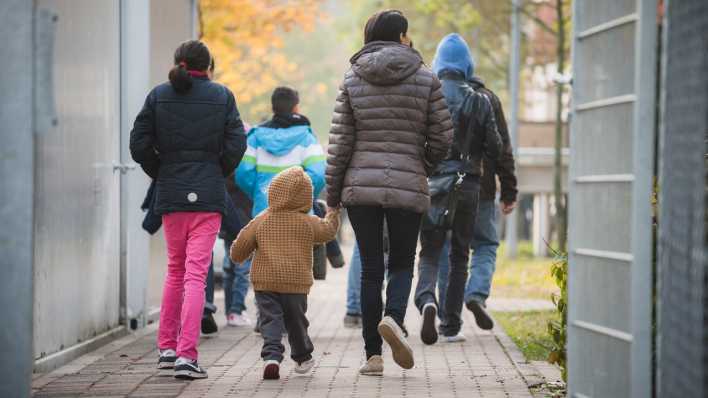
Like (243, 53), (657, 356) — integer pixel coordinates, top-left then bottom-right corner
(203, 256), (217, 317)
(437, 199), (499, 320)
(222, 239), (251, 315)
(255, 291), (313, 363)
(415, 176), (480, 336)
(347, 206), (422, 357)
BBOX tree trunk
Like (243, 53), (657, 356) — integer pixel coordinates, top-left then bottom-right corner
(554, 0), (567, 251)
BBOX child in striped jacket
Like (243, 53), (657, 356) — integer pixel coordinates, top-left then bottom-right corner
(235, 86), (325, 217)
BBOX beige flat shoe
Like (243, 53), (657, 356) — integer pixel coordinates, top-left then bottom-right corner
(378, 316), (414, 369)
(359, 355), (383, 376)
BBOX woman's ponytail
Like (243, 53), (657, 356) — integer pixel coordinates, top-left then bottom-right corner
(168, 40), (212, 94)
(169, 62), (193, 93)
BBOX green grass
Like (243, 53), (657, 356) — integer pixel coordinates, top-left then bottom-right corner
(491, 241), (559, 300)
(492, 310), (558, 361)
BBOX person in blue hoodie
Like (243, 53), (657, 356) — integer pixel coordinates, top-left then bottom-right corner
(414, 33), (502, 346)
(236, 87), (326, 218)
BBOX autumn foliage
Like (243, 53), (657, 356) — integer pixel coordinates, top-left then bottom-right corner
(199, 0), (324, 121)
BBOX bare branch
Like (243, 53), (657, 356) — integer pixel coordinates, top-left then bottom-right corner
(519, 5), (557, 36)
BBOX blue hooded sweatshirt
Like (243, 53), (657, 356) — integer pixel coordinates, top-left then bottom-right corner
(432, 33), (475, 80)
(235, 114), (326, 217)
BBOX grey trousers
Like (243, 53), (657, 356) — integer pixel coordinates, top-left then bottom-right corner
(255, 291), (313, 363)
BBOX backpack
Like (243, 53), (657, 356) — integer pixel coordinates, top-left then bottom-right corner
(422, 86), (486, 231)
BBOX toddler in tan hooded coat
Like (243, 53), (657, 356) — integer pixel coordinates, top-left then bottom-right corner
(231, 166), (340, 380)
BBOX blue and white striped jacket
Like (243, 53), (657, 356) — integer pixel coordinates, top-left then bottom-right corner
(235, 115), (325, 217)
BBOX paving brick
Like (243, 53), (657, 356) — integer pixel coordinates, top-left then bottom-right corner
(33, 246), (539, 397)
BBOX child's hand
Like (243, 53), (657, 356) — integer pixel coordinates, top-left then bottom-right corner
(326, 206), (341, 216)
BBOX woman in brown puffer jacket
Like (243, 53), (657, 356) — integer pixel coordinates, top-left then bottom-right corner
(325, 10), (453, 375)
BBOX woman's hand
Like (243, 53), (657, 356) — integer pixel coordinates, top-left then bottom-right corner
(500, 201), (516, 215)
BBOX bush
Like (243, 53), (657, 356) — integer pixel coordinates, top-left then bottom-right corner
(547, 248), (567, 381)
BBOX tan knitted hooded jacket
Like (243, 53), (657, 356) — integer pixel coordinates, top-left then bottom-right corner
(230, 167), (340, 294)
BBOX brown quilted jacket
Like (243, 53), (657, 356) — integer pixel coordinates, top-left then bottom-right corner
(326, 41), (454, 214)
(230, 167), (340, 294)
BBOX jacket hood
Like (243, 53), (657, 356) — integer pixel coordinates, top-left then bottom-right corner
(267, 167), (313, 213)
(268, 113), (311, 129)
(249, 123), (313, 156)
(432, 33), (475, 80)
(350, 41), (423, 85)
(468, 75), (485, 89)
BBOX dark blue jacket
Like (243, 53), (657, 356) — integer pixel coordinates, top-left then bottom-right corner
(141, 179), (244, 238)
(130, 76), (247, 215)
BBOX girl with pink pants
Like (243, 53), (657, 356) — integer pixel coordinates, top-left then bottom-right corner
(129, 39), (247, 379)
(158, 212), (222, 361)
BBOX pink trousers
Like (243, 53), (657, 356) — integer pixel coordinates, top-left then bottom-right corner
(158, 212), (221, 360)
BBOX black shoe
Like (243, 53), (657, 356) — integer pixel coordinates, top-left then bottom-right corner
(420, 302), (438, 345)
(466, 300), (494, 330)
(201, 313), (218, 336)
(343, 313), (362, 329)
(329, 253), (346, 268)
(157, 349), (177, 369)
(174, 358), (208, 380)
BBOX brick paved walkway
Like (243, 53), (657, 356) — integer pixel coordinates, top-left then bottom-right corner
(32, 258), (542, 397)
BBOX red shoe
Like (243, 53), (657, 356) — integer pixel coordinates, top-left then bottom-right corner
(263, 360), (280, 380)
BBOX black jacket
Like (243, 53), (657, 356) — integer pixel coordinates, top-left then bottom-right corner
(261, 113), (311, 129)
(438, 70), (501, 177)
(469, 77), (518, 203)
(130, 77), (247, 215)
(141, 179), (244, 239)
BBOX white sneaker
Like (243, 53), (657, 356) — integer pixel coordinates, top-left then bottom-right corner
(359, 355), (383, 376)
(174, 357), (208, 379)
(443, 332), (467, 343)
(157, 349), (177, 369)
(294, 358), (315, 374)
(227, 312), (253, 327)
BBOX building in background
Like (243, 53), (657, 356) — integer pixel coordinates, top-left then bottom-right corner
(511, 4), (570, 257)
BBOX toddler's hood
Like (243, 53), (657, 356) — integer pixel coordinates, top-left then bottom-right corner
(268, 167), (313, 213)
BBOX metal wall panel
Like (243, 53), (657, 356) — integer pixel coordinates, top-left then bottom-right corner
(572, 103), (634, 175)
(120, 0), (152, 328)
(0, 1), (34, 395)
(33, 0), (122, 360)
(568, 0), (656, 397)
(657, 0), (708, 396)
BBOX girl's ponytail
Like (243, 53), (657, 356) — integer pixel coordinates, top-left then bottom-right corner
(168, 40), (212, 94)
(168, 62), (192, 93)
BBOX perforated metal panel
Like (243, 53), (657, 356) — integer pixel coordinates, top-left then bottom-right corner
(657, 1), (708, 396)
(568, 1), (657, 397)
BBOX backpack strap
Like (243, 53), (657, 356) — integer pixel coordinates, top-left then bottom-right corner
(455, 87), (478, 166)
